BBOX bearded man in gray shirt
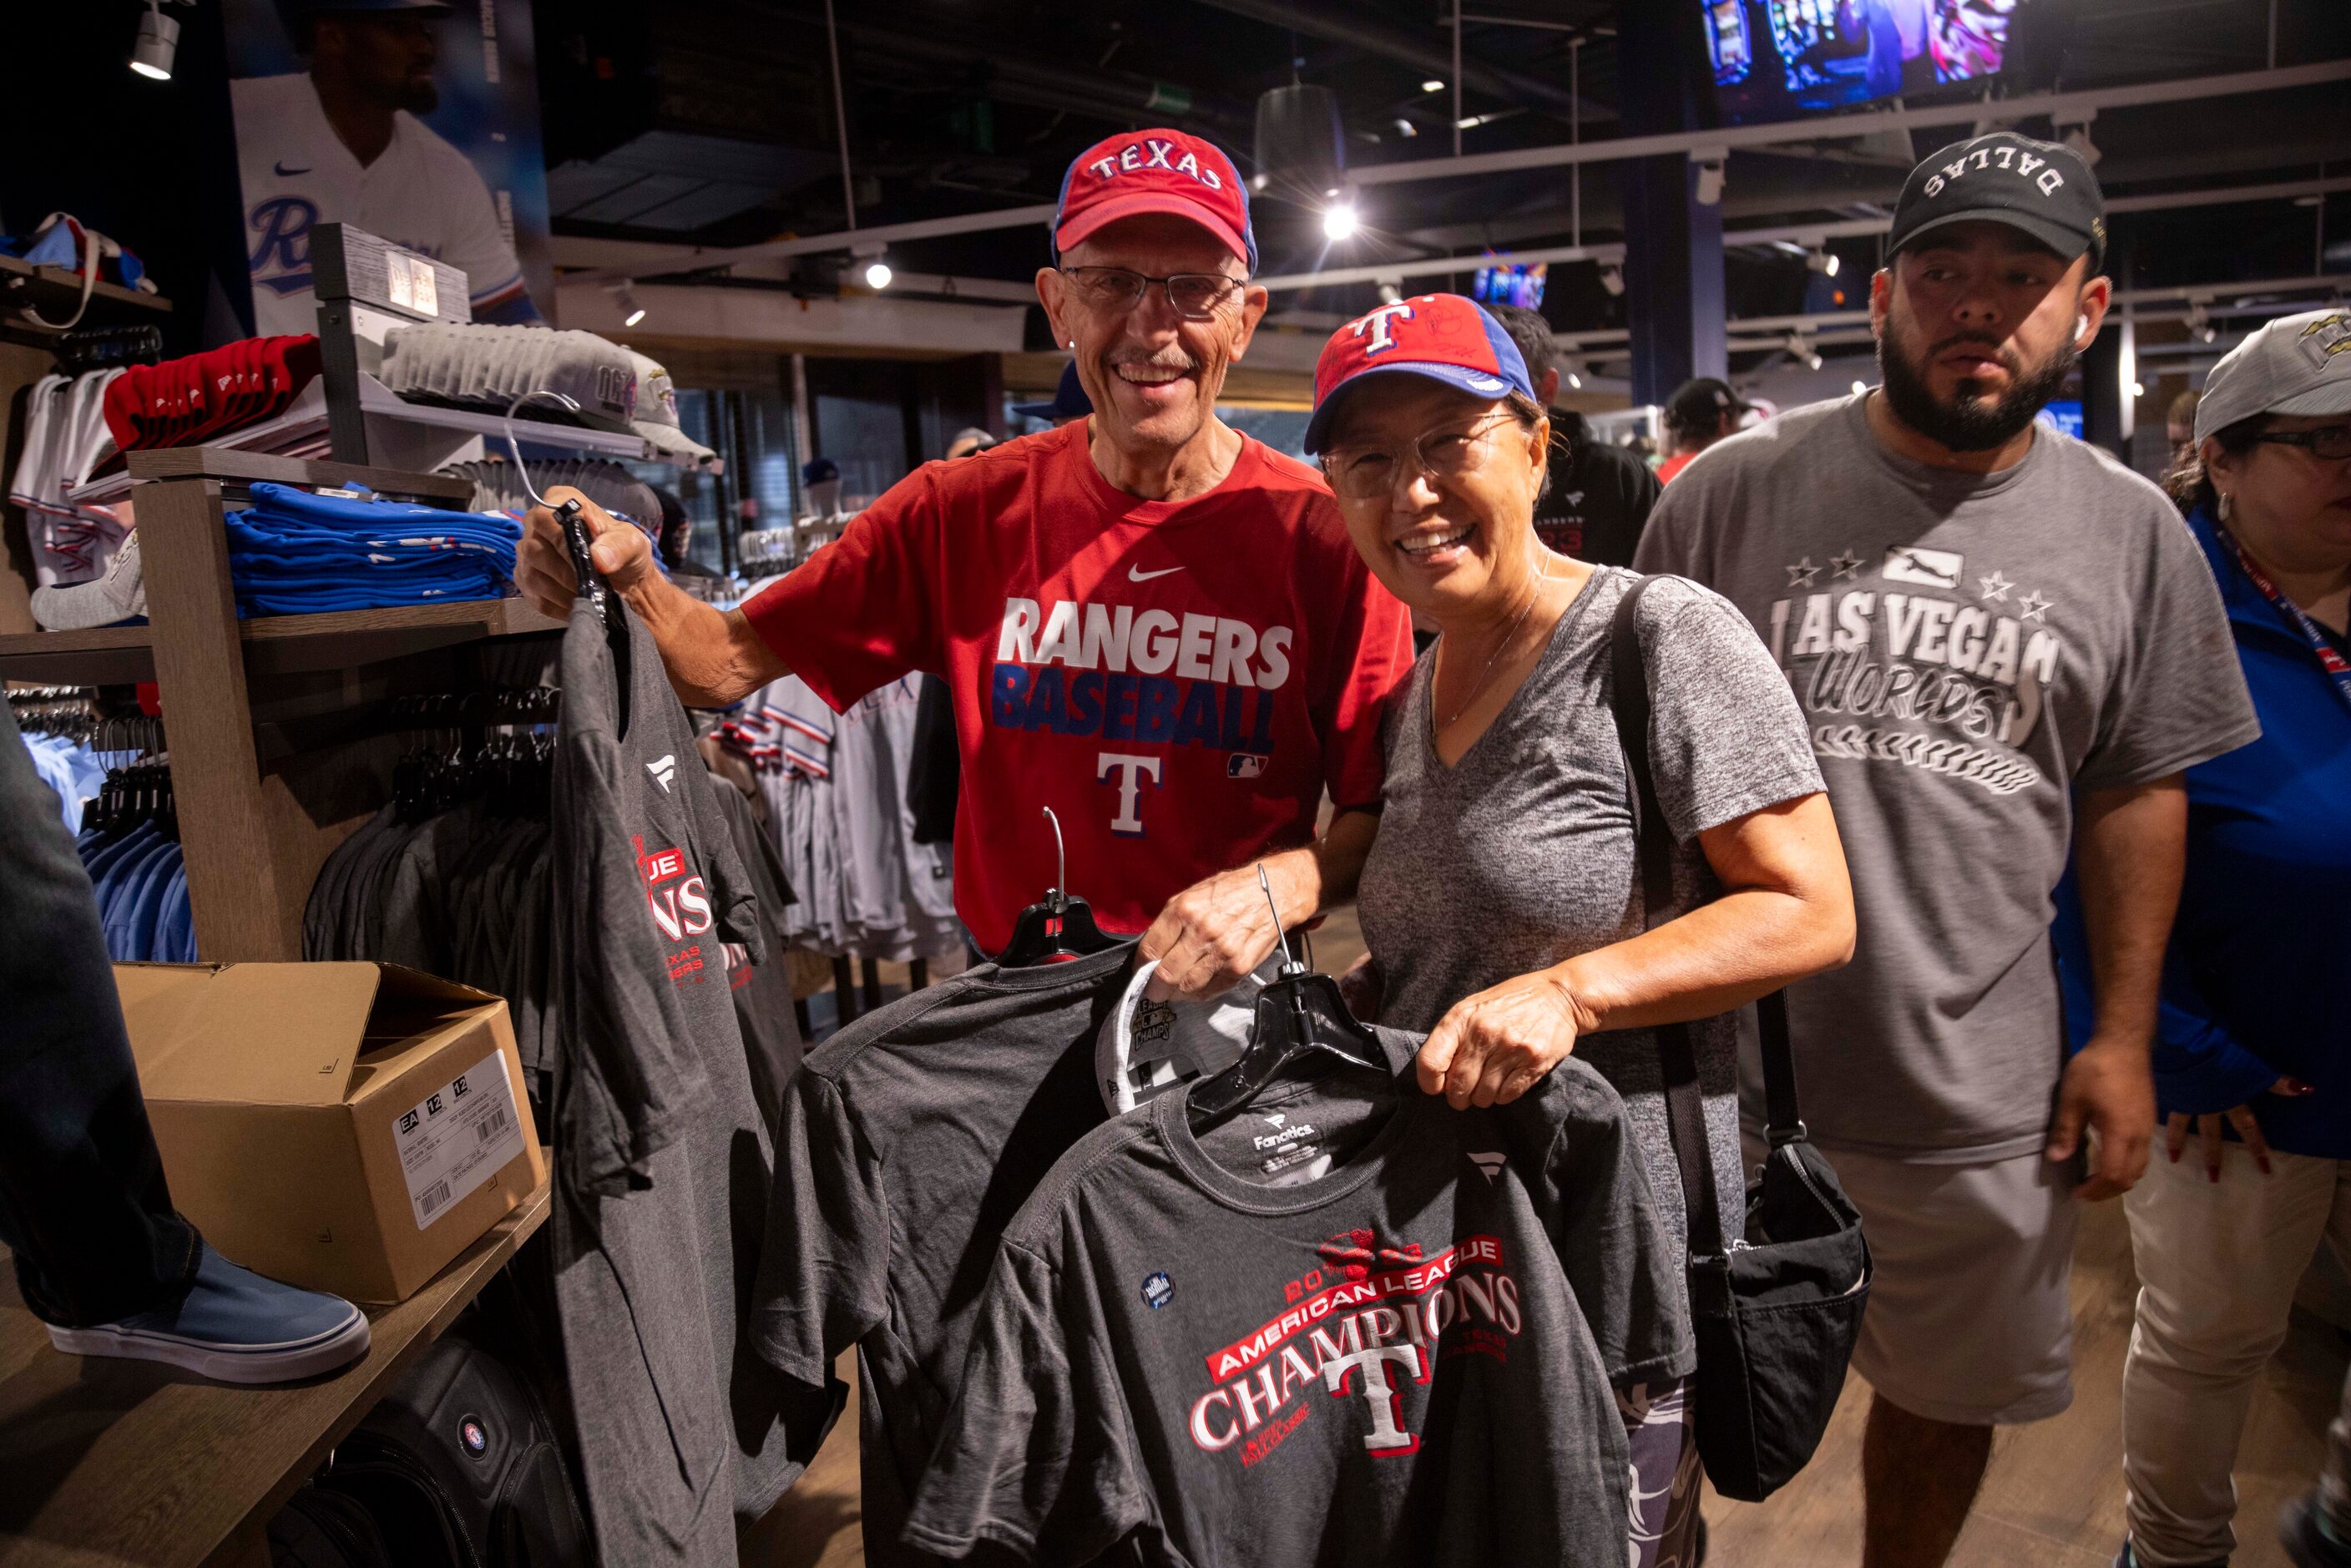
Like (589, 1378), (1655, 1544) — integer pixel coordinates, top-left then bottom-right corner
(1637, 133), (2258, 1568)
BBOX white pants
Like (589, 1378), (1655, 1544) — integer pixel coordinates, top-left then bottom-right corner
(2122, 1143), (2351, 1566)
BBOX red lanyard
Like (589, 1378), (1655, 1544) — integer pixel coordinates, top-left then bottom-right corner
(2217, 523), (2351, 713)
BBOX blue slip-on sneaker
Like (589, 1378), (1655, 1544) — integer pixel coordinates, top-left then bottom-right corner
(47, 1242), (370, 1384)
(2284, 1495), (2351, 1568)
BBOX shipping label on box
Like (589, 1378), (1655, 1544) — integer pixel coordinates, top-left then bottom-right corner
(394, 1050), (525, 1228)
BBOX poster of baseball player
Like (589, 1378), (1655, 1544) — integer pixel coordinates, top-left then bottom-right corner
(222, 0), (553, 336)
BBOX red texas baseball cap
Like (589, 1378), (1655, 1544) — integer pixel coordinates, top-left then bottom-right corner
(1054, 129), (1258, 274)
(1304, 293), (1536, 453)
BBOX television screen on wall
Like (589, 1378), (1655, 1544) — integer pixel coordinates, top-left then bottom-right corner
(1707, 0), (2022, 123)
(1473, 262), (1548, 311)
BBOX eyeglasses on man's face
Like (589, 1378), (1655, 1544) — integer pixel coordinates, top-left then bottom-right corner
(1056, 266), (1244, 321)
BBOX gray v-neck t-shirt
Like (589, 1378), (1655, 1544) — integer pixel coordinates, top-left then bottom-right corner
(1357, 566), (1824, 1257)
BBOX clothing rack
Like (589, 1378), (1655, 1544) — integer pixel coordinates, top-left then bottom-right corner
(0, 447), (564, 960)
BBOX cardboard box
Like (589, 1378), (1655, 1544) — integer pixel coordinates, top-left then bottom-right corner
(115, 961), (546, 1304)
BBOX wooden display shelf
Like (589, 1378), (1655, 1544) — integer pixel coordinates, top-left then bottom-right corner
(3, 448), (568, 961)
(0, 252), (174, 340)
(0, 1177), (550, 1568)
(0, 598), (563, 685)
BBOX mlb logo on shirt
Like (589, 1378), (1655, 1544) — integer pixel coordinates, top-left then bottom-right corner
(1227, 753), (1268, 779)
(1141, 1271), (1175, 1310)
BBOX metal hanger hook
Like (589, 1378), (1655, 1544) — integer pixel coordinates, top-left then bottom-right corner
(1256, 863), (1302, 975)
(1042, 807), (1067, 911)
(501, 389), (582, 508)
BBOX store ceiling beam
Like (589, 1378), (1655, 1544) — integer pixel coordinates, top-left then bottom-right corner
(565, 64), (2349, 291)
(828, 21), (1256, 140)
(1347, 59), (2351, 186)
(1183, 0), (1594, 123)
(1256, 175), (2351, 294)
(577, 168), (2351, 304)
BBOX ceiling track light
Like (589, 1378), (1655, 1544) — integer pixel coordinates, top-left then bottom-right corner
(1421, 79), (1445, 94)
(1692, 148), (1727, 207)
(1565, 359), (1585, 391)
(1599, 266), (1625, 297)
(2187, 300), (2216, 344)
(1786, 333), (1822, 372)
(850, 240), (892, 291)
(2057, 111), (2101, 168)
(1807, 246), (1840, 277)
(129, 0), (179, 80)
(1321, 195), (1361, 243)
(612, 281), (647, 328)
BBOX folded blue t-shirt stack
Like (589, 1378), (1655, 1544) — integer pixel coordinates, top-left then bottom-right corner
(227, 481), (522, 617)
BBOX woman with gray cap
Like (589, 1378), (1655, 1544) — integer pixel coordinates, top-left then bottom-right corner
(2050, 308), (2351, 1568)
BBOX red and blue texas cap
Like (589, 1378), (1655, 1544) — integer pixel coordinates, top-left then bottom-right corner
(1054, 129), (1256, 274)
(1304, 294), (1535, 453)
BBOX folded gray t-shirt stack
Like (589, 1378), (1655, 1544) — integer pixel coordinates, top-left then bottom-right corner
(381, 323), (638, 431)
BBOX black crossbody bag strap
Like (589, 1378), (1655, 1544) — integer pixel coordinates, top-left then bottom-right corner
(1606, 578), (1806, 1263)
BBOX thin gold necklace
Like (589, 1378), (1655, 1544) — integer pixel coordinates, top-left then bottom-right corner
(1438, 552), (1552, 733)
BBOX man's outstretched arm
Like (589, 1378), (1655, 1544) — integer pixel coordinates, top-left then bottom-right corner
(517, 488), (786, 706)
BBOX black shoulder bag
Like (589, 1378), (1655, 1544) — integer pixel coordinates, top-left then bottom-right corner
(1607, 574), (1872, 1503)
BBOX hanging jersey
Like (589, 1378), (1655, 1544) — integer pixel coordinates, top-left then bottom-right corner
(231, 73), (530, 336)
(740, 423), (1413, 955)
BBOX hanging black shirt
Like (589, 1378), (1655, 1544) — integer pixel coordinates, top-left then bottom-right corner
(904, 1049), (1691, 1568)
(549, 598), (827, 1565)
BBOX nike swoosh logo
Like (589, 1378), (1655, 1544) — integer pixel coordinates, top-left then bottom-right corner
(1128, 564), (1184, 583)
(275, 162), (312, 176)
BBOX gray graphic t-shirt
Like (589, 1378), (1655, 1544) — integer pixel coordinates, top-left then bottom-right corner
(1636, 394), (2258, 1158)
(1358, 568), (1824, 1260)
(903, 1048), (1693, 1567)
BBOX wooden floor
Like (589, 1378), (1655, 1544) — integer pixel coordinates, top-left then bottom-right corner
(750, 909), (2351, 1567)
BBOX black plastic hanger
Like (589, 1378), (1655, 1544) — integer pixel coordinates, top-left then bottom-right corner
(995, 807), (1118, 966)
(1187, 866), (1386, 1128)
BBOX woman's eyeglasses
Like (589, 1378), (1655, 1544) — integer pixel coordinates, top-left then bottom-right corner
(1319, 414), (1521, 503)
(2254, 425), (2351, 461)
(1055, 266), (1242, 321)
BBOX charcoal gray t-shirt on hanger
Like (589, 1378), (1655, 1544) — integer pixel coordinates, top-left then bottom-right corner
(903, 1045), (1693, 1568)
(751, 942), (1168, 1568)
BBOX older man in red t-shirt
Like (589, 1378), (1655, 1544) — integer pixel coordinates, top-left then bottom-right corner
(516, 129), (1411, 996)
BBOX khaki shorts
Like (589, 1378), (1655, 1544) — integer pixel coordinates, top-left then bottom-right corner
(1825, 1142), (2081, 1426)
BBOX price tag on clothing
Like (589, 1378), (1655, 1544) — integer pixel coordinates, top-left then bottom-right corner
(392, 1051), (525, 1229)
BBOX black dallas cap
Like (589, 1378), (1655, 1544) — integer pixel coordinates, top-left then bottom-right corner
(1664, 377), (1748, 433)
(1887, 132), (2107, 271)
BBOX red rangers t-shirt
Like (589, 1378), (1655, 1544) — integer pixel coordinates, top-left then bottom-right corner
(739, 422), (1412, 955)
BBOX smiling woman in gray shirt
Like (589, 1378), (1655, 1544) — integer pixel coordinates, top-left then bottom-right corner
(1301, 293), (1857, 1560)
